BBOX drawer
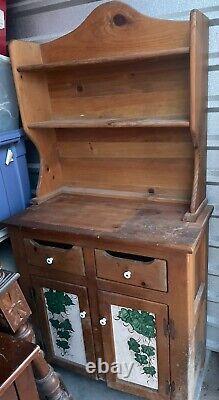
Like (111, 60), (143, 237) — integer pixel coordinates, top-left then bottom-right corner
(24, 239), (85, 275)
(95, 249), (167, 292)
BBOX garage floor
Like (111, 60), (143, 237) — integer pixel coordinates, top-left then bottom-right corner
(200, 352), (219, 400)
(57, 352), (219, 400)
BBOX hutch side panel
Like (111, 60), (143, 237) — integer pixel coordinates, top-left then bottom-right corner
(165, 230), (209, 400)
(190, 11), (209, 214)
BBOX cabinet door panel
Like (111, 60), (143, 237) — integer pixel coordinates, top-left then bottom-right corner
(32, 276), (96, 374)
(99, 291), (170, 399)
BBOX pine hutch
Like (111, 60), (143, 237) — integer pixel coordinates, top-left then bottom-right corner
(6, 2), (212, 399)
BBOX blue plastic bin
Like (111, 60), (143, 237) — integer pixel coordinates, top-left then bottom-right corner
(0, 55), (19, 132)
(0, 129), (30, 220)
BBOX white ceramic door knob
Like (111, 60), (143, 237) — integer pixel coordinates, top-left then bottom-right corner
(80, 311), (87, 319)
(123, 270), (132, 279)
(99, 317), (107, 326)
(46, 257), (54, 265)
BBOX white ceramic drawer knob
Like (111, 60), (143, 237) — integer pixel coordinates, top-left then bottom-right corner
(123, 270), (132, 279)
(99, 317), (107, 326)
(80, 311), (87, 319)
(46, 257), (54, 265)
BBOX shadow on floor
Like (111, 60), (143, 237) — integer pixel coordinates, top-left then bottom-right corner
(56, 366), (143, 400)
(200, 352), (219, 400)
(56, 352), (219, 400)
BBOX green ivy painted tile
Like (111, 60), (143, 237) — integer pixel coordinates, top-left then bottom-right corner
(44, 288), (86, 366)
(111, 305), (158, 390)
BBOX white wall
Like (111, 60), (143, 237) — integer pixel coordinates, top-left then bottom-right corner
(7, 0), (219, 352)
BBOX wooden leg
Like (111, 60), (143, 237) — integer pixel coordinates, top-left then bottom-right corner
(33, 350), (72, 400)
(15, 323), (72, 400)
(15, 321), (36, 343)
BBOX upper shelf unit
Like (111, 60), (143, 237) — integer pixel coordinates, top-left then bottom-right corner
(17, 47), (190, 73)
(9, 1), (209, 221)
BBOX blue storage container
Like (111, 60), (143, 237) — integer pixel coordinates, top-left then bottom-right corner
(0, 55), (19, 132)
(0, 129), (30, 220)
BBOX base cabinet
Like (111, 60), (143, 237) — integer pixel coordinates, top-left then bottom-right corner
(31, 277), (96, 375)
(99, 291), (170, 399)
(8, 227), (209, 400)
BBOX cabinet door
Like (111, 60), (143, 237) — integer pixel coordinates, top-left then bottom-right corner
(32, 276), (96, 374)
(99, 291), (170, 399)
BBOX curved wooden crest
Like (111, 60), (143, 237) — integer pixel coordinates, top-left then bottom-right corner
(41, 1), (189, 63)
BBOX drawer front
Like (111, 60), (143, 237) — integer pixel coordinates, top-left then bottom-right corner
(95, 250), (167, 292)
(24, 239), (85, 275)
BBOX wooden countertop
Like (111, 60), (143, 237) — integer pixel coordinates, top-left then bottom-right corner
(5, 193), (213, 254)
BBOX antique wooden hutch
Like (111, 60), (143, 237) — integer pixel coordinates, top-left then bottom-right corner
(6, 2), (212, 399)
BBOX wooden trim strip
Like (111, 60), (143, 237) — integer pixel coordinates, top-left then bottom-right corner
(0, 347), (40, 396)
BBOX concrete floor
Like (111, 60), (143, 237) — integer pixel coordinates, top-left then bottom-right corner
(57, 351), (219, 400)
(200, 352), (219, 400)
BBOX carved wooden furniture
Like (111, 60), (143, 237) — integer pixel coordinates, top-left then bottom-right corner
(0, 269), (72, 400)
(0, 332), (40, 400)
(0, 269), (32, 338)
(6, 2), (212, 400)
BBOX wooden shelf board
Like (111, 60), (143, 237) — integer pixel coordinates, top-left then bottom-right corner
(28, 117), (190, 129)
(17, 47), (190, 73)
